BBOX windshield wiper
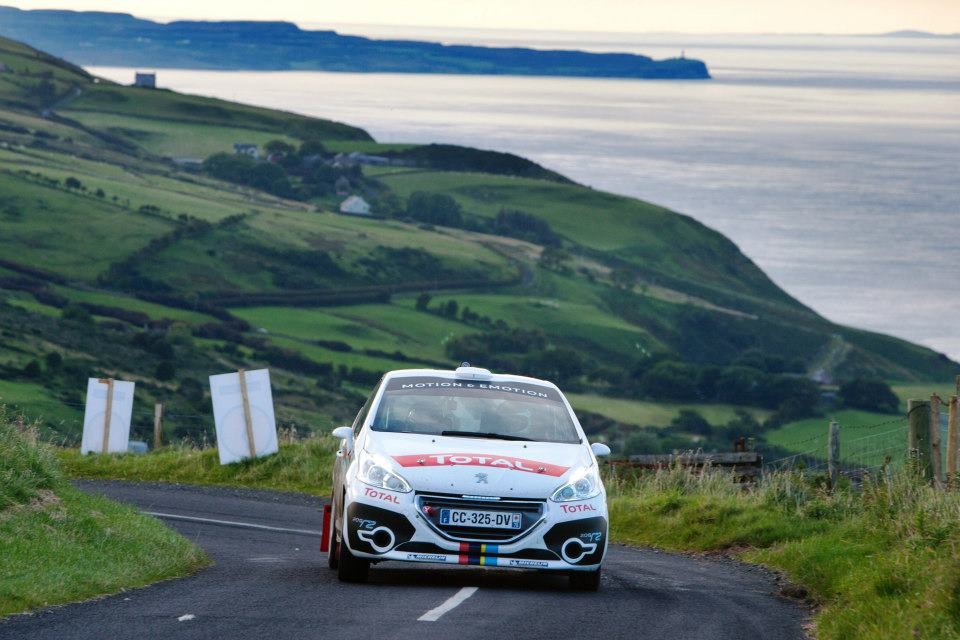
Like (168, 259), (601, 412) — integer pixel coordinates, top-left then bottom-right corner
(440, 430), (533, 442)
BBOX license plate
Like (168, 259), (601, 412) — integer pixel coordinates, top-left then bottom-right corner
(439, 508), (522, 529)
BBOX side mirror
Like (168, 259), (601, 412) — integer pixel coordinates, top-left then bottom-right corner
(332, 426), (354, 452)
(590, 442), (611, 457)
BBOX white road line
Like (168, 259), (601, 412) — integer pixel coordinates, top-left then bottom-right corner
(143, 511), (321, 536)
(418, 587), (479, 622)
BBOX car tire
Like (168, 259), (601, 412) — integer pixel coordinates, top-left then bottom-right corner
(326, 498), (339, 570)
(337, 530), (370, 583)
(569, 567), (602, 591)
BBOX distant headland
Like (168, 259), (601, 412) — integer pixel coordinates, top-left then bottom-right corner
(0, 6), (710, 80)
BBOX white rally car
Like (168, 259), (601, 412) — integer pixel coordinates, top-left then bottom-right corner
(321, 365), (610, 590)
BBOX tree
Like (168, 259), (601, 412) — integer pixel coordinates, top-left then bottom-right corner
(670, 410), (712, 436)
(840, 378), (900, 414)
(155, 361), (176, 381)
(639, 361), (700, 401)
(264, 139), (296, 156)
(22, 359), (42, 379)
(61, 304), (92, 325)
(539, 245), (571, 273)
(406, 192), (463, 227)
(442, 299), (459, 318)
(298, 139), (328, 157)
(622, 430), (660, 455)
(415, 292), (432, 311)
(44, 351), (63, 371)
(64, 176), (83, 190)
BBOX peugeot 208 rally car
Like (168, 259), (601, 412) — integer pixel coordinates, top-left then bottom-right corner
(323, 365), (611, 590)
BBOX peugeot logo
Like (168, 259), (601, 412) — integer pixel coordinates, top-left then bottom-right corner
(474, 473), (489, 484)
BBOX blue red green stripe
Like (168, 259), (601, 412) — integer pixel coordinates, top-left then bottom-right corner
(457, 543), (500, 565)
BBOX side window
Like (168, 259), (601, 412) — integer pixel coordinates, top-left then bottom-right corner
(352, 377), (384, 436)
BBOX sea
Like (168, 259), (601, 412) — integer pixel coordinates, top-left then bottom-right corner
(86, 28), (960, 363)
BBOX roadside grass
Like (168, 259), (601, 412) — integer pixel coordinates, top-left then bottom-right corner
(605, 465), (960, 639)
(0, 410), (208, 617)
(58, 437), (339, 497)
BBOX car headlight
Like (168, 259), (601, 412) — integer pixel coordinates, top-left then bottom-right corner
(357, 452), (412, 493)
(550, 467), (601, 502)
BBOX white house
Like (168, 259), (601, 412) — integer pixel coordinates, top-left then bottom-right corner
(339, 195), (371, 216)
(233, 143), (260, 159)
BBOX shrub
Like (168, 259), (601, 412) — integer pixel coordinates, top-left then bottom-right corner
(840, 378), (900, 414)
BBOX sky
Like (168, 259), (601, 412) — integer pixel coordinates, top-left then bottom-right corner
(3, 0), (960, 35)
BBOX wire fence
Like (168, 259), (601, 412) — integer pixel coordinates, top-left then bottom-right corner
(762, 401), (957, 484)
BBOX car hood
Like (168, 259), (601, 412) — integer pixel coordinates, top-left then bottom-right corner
(364, 431), (593, 499)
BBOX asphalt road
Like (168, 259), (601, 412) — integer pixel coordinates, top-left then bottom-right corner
(0, 481), (808, 640)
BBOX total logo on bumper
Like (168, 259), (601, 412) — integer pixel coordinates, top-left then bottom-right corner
(391, 453), (569, 477)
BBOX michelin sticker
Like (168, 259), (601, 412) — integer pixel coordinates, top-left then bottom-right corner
(507, 559), (550, 568)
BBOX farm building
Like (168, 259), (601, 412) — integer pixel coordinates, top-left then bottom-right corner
(339, 195), (371, 216)
(233, 143), (260, 159)
(134, 72), (156, 88)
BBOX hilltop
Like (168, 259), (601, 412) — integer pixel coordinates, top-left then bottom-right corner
(0, 35), (955, 452)
(0, 6), (709, 79)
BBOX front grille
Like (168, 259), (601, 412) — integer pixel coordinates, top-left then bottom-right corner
(415, 492), (545, 543)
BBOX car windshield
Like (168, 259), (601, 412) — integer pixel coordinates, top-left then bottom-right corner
(370, 376), (581, 444)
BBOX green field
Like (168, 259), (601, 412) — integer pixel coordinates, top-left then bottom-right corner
(765, 409), (906, 468)
(568, 393), (770, 428)
(234, 302), (470, 363)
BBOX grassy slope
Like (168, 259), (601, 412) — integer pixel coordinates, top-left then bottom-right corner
(0, 32), (956, 443)
(0, 412), (208, 616)
(608, 467), (960, 639)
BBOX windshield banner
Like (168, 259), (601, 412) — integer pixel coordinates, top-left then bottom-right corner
(385, 376), (563, 402)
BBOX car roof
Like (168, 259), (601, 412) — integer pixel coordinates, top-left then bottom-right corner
(383, 368), (561, 391)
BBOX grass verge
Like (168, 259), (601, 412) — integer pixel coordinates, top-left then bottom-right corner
(58, 437), (338, 497)
(0, 410), (209, 617)
(607, 467), (960, 639)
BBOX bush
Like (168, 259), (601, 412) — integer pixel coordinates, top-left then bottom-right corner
(155, 361), (176, 381)
(840, 378), (900, 414)
(406, 191), (463, 227)
(640, 361), (700, 401)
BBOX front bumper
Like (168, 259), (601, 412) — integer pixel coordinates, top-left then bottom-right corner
(342, 485), (608, 571)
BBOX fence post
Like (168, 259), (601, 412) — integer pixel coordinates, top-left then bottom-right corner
(931, 395), (944, 488)
(948, 396), (959, 487)
(908, 399), (933, 481)
(827, 420), (840, 490)
(153, 403), (164, 450)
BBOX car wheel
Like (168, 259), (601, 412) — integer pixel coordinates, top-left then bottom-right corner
(326, 498), (339, 570)
(569, 567), (602, 591)
(337, 527), (370, 583)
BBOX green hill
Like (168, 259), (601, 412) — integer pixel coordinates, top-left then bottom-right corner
(0, 35), (955, 449)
